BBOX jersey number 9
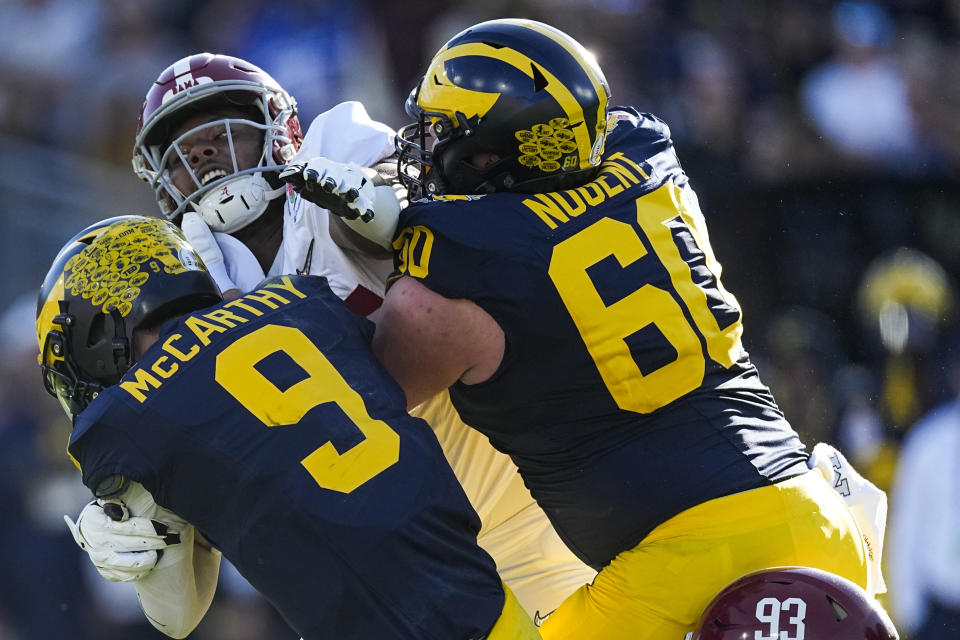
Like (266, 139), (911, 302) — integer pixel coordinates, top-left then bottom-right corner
(215, 324), (400, 493)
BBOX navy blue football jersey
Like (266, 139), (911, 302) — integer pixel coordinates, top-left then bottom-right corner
(69, 275), (503, 640)
(390, 108), (809, 570)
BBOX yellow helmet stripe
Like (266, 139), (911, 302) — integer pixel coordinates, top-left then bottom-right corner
(37, 275), (66, 356)
(517, 20), (608, 113)
(430, 42), (595, 163)
(418, 47), (501, 124)
(519, 21), (609, 157)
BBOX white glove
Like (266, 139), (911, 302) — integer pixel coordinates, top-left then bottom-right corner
(807, 442), (888, 595)
(212, 231), (265, 292)
(181, 211), (238, 295)
(64, 499), (180, 582)
(280, 157), (377, 221)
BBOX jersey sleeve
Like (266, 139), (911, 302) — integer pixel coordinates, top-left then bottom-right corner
(69, 396), (162, 498)
(293, 101), (395, 167)
(390, 198), (533, 305)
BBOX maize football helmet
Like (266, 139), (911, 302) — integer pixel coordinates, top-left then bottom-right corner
(397, 19), (611, 199)
(132, 53), (303, 232)
(36, 215), (221, 419)
(689, 567), (898, 640)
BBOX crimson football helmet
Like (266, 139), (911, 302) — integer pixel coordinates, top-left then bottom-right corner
(397, 19), (611, 199)
(37, 216), (220, 419)
(688, 567), (898, 640)
(132, 53), (303, 232)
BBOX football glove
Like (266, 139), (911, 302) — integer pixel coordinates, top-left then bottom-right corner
(280, 158), (403, 251)
(180, 211), (239, 295)
(279, 157), (377, 222)
(64, 498), (181, 582)
(808, 442), (888, 595)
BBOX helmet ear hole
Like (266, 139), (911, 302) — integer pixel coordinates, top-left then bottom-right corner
(87, 312), (106, 348)
(827, 595), (849, 621)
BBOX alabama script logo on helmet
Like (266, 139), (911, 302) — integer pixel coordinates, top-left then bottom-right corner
(161, 56), (214, 105)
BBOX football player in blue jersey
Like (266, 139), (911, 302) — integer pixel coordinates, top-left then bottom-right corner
(325, 18), (878, 640)
(36, 215), (541, 640)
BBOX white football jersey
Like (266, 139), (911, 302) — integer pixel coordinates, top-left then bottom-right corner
(214, 102), (596, 616)
(273, 187), (393, 314)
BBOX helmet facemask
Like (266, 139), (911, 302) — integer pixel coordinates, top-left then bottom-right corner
(395, 95), (436, 201)
(159, 111), (286, 233)
(39, 310), (113, 419)
(397, 91), (512, 200)
(397, 78), (484, 200)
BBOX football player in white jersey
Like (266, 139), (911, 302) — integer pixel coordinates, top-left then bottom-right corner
(62, 52), (594, 638)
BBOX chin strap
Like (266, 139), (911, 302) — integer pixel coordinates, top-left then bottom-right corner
(110, 308), (130, 376)
(51, 303), (97, 416)
(195, 172), (288, 234)
(264, 184), (288, 200)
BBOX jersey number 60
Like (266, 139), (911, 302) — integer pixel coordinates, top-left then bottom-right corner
(549, 182), (744, 414)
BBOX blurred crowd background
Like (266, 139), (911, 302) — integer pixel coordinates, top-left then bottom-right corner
(2, 0), (959, 638)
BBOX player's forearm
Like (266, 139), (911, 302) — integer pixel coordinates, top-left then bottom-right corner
(135, 525), (222, 638)
(328, 213), (393, 258)
(111, 482), (221, 638)
(374, 276), (504, 409)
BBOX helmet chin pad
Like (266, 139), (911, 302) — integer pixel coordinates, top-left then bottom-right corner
(195, 173), (286, 233)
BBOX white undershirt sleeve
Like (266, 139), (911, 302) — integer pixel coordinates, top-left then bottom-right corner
(120, 482), (222, 639)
